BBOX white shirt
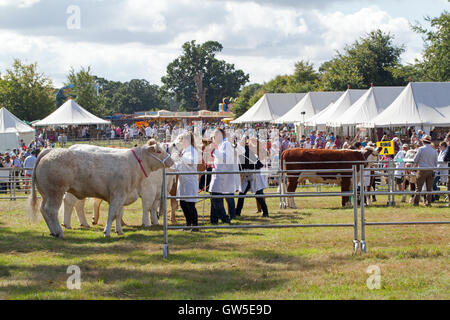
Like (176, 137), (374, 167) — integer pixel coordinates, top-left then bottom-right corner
(145, 126), (152, 137)
(24, 155), (36, 175)
(210, 139), (237, 193)
(175, 146), (199, 202)
(394, 150), (406, 177)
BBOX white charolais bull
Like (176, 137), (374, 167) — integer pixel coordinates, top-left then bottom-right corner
(28, 140), (174, 238)
(61, 167), (175, 229)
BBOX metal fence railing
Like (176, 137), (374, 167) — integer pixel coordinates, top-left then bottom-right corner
(1, 160), (449, 257)
(358, 165), (450, 253)
(0, 167), (35, 200)
(162, 165), (361, 258)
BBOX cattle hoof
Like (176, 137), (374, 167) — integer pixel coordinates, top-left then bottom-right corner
(116, 231), (124, 236)
(80, 224), (90, 228)
(141, 224), (151, 228)
(61, 224), (71, 230)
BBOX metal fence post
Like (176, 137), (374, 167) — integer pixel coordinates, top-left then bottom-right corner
(360, 164), (367, 253)
(162, 167), (169, 259)
(13, 168), (16, 201)
(390, 158), (396, 206)
(352, 165), (359, 254)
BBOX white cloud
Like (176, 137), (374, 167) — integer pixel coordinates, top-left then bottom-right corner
(0, 1), (429, 87)
(0, 0), (39, 8)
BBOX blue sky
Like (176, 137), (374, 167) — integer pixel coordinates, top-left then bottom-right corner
(0, 0), (448, 87)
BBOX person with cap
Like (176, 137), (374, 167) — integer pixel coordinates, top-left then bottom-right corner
(394, 144), (409, 202)
(413, 135), (438, 206)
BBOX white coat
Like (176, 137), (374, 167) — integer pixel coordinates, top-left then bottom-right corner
(209, 139), (238, 194)
(240, 172), (268, 193)
(175, 145), (199, 202)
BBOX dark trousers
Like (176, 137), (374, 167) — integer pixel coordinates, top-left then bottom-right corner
(432, 176), (440, 201)
(180, 201), (198, 226)
(414, 170), (434, 205)
(236, 183), (269, 217)
(225, 196), (236, 220)
(210, 192), (231, 224)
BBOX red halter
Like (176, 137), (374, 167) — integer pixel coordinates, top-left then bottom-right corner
(131, 149), (148, 178)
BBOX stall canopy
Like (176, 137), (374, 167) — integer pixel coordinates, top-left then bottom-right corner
(305, 89), (367, 126)
(0, 107), (35, 152)
(33, 99), (110, 127)
(370, 82), (450, 127)
(331, 86), (404, 127)
(273, 91), (344, 124)
(231, 93), (305, 124)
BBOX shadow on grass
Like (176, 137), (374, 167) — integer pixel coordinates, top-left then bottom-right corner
(0, 225), (246, 256)
(0, 263), (287, 299)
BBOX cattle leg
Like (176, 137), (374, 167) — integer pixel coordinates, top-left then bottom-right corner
(62, 193), (77, 229)
(141, 197), (151, 227)
(104, 197), (123, 237)
(341, 178), (352, 207)
(170, 199), (178, 223)
(91, 198), (102, 225)
(74, 199), (89, 227)
(116, 207), (124, 236)
(150, 200), (160, 226)
(44, 193), (65, 238)
(286, 176), (298, 209)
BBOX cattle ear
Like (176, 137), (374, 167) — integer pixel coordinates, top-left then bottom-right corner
(147, 144), (157, 153)
(147, 144), (162, 154)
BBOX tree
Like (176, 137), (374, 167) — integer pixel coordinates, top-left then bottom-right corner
(66, 66), (106, 116)
(161, 40), (249, 111)
(231, 83), (263, 118)
(95, 77), (163, 115)
(412, 11), (450, 81)
(320, 30), (406, 90)
(0, 59), (54, 122)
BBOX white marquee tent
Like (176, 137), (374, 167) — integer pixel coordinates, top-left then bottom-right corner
(370, 82), (450, 127)
(231, 93), (305, 124)
(305, 89), (367, 127)
(0, 107), (35, 153)
(273, 91), (344, 124)
(331, 86), (404, 127)
(33, 99), (110, 127)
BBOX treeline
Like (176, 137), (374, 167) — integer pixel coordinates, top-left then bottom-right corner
(232, 12), (449, 117)
(0, 11), (447, 122)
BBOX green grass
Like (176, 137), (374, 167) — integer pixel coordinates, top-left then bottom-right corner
(0, 186), (449, 300)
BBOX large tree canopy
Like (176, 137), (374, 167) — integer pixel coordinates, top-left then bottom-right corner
(96, 77), (162, 115)
(66, 66), (106, 116)
(320, 30), (407, 90)
(412, 11), (450, 81)
(0, 59), (54, 122)
(161, 40), (249, 111)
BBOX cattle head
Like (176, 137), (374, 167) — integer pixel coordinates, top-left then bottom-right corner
(362, 146), (380, 166)
(143, 139), (174, 170)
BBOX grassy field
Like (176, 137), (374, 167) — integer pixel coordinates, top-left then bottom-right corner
(0, 185), (448, 300)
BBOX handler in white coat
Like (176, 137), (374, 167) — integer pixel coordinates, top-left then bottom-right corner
(174, 132), (200, 231)
(235, 137), (269, 217)
(209, 128), (236, 224)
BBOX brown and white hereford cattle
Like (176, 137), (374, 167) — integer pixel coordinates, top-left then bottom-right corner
(281, 147), (379, 208)
(28, 140), (174, 238)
